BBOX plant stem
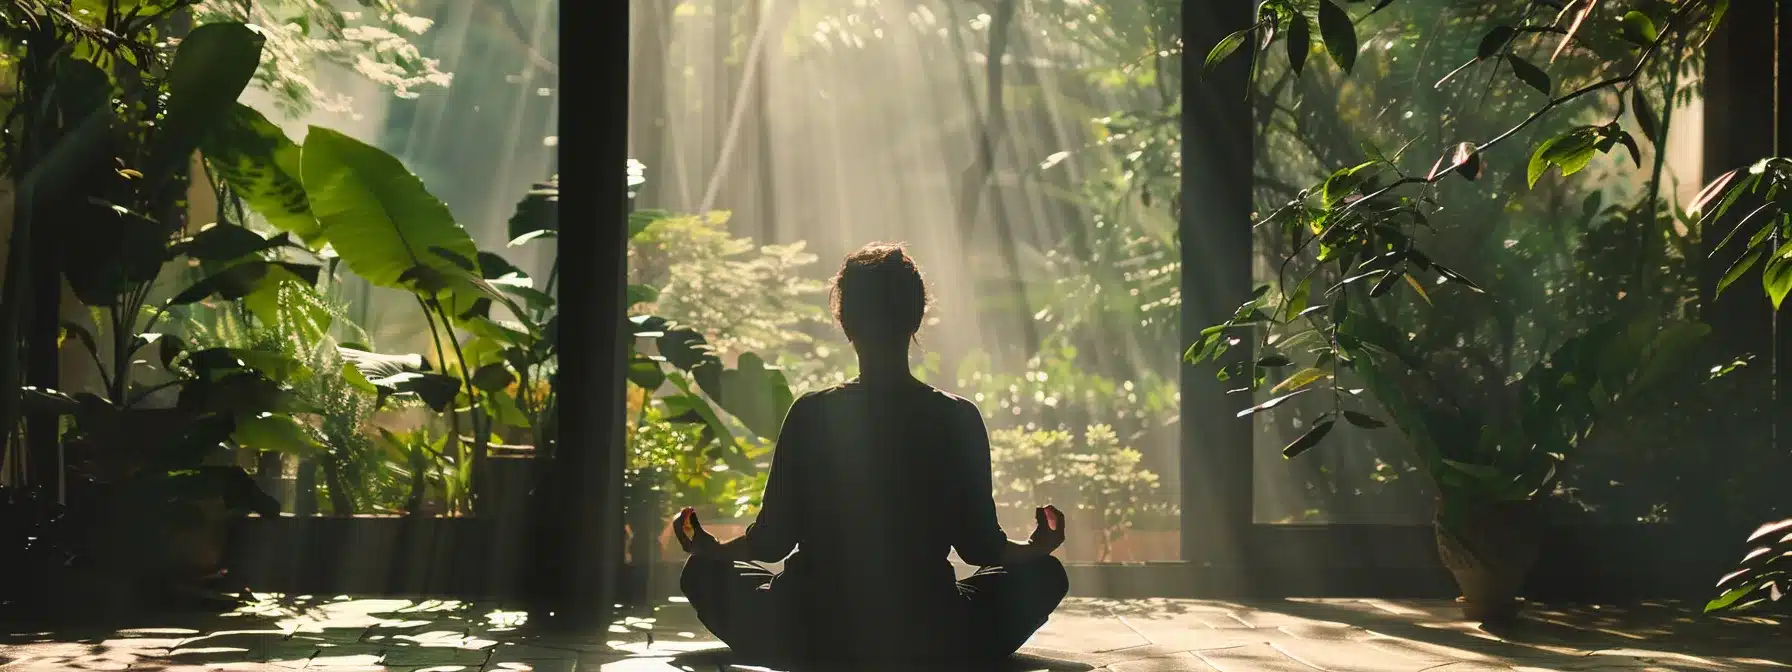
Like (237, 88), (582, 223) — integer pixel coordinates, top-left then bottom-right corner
(429, 298), (489, 515)
(415, 296), (461, 514)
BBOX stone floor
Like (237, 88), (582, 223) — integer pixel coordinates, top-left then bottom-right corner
(2, 594), (1790, 671)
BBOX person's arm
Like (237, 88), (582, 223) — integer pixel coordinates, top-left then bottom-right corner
(951, 401), (1052, 566)
(724, 395), (811, 562)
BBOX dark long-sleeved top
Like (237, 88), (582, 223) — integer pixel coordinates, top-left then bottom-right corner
(740, 377), (1008, 600)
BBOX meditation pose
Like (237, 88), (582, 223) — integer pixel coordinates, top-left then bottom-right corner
(672, 242), (1070, 668)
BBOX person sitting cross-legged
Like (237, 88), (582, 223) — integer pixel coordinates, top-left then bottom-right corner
(673, 241), (1070, 669)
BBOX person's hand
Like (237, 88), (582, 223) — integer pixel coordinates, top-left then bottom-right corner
(1028, 505), (1065, 553)
(672, 507), (721, 556)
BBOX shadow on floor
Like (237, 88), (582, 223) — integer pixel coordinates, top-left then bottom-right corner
(1268, 599), (1792, 668)
(666, 648), (1096, 672)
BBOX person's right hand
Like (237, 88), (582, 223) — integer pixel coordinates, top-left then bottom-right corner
(672, 507), (720, 556)
(1029, 505), (1065, 553)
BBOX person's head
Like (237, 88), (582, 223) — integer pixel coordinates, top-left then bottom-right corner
(829, 242), (930, 353)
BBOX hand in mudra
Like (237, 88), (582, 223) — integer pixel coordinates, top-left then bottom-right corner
(672, 507), (721, 556)
(1030, 504), (1066, 553)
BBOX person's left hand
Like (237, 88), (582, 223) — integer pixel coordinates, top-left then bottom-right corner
(1029, 505), (1066, 553)
(672, 507), (721, 556)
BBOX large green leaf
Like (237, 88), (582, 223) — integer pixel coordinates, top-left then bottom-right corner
(507, 177), (559, 246)
(232, 412), (321, 456)
(168, 260), (321, 306)
(485, 389), (531, 429)
(151, 23), (266, 180)
(174, 224), (294, 262)
(177, 371), (302, 416)
(662, 372), (752, 472)
(337, 346), (462, 411)
(300, 126), (481, 302)
(708, 353), (795, 438)
(203, 103), (322, 246)
(62, 202), (177, 306)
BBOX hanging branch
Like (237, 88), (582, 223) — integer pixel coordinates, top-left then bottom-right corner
(1189, 0), (1712, 456)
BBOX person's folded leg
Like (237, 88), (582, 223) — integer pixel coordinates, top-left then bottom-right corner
(958, 554), (1070, 660)
(678, 555), (788, 662)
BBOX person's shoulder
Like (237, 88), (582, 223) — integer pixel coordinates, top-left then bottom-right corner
(787, 383), (852, 413)
(921, 385), (983, 418)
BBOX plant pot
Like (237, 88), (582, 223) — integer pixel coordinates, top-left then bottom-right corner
(1434, 499), (1544, 623)
(621, 479), (669, 604)
(65, 408), (249, 604)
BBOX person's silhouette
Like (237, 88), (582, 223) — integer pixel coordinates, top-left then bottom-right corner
(672, 242), (1070, 668)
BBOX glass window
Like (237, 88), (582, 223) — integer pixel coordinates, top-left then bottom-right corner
(1248, 0), (1711, 524)
(628, 0), (1184, 562)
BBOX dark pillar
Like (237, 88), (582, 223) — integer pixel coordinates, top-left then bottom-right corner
(529, 0), (629, 625)
(25, 202), (59, 496)
(1700, 0), (1792, 518)
(1180, 0), (1255, 577)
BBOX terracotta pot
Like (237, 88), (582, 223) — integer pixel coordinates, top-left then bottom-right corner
(161, 497), (229, 577)
(1434, 499), (1544, 623)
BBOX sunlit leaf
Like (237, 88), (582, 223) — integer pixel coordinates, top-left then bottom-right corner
(204, 104), (321, 247)
(1750, 518), (1792, 542)
(1707, 585), (1757, 613)
(1205, 29), (1252, 70)
(1271, 367), (1329, 395)
(1764, 255), (1792, 309)
(1403, 274), (1433, 304)
(1700, 0), (1731, 49)
(1551, 0), (1598, 63)
(1622, 10), (1659, 45)
(1236, 387), (1314, 417)
(1284, 277), (1312, 321)
(1717, 249), (1761, 297)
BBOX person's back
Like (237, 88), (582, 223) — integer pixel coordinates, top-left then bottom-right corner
(771, 379), (1002, 655)
(672, 242), (1068, 668)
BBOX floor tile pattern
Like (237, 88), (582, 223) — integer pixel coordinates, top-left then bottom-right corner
(2, 595), (1788, 671)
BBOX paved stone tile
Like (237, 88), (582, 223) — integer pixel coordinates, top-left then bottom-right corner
(7, 597), (1792, 671)
(1106, 652), (1218, 672)
(1193, 643), (1319, 672)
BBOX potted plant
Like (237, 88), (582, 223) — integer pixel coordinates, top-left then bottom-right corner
(7, 13), (330, 607)
(1303, 311), (1701, 620)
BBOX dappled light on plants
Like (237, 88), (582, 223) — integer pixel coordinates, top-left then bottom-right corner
(628, 0), (1188, 575)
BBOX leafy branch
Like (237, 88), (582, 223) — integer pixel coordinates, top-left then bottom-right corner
(1188, 0), (1720, 457)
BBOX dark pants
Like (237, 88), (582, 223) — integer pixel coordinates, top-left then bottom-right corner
(680, 553), (1069, 667)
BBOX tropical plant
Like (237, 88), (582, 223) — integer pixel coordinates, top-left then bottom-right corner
(626, 403), (770, 523)
(989, 422), (1172, 561)
(1696, 144), (1792, 615)
(622, 164), (799, 475)
(1341, 312), (1703, 526)
(0, 6), (364, 607)
(19, 15), (327, 514)
(1189, 0), (1730, 529)
(205, 116), (544, 514)
(179, 272), (394, 515)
